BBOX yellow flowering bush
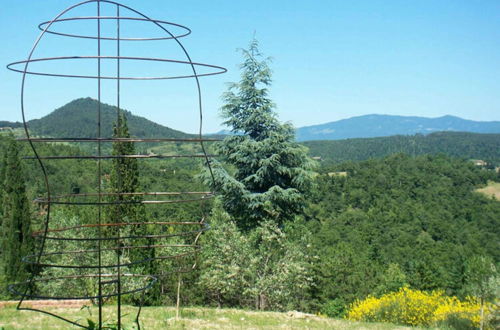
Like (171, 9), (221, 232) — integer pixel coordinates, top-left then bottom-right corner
(346, 287), (493, 328)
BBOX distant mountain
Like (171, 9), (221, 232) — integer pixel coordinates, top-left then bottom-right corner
(303, 131), (500, 165)
(27, 98), (192, 139)
(296, 114), (500, 141)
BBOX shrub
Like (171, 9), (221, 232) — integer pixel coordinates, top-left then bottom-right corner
(321, 298), (346, 318)
(346, 287), (494, 328)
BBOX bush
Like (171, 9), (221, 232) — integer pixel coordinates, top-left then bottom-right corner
(346, 287), (493, 328)
(321, 299), (346, 318)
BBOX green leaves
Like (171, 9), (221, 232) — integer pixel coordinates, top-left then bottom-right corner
(198, 202), (315, 311)
(0, 136), (34, 296)
(206, 38), (315, 230)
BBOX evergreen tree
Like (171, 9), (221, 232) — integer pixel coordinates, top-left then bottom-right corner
(105, 114), (154, 302)
(1, 136), (34, 293)
(108, 113), (142, 223)
(206, 39), (315, 230)
(0, 147), (6, 228)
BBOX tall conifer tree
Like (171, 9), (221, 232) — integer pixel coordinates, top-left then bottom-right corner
(206, 39), (315, 230)
(108, 113), (142, 222)
(1, 136), (34, 290)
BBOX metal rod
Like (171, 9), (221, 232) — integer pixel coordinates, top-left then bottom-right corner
(96, 2), (103, 327)
(116, 5), (122, 327)
(24, 154), (216, 159)
(7, 56), (227, 80)
(17, 137), (222, 142)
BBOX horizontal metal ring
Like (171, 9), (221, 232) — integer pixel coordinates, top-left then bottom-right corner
(9, 274), (157, 300)
(32, 219), (206, 236)
(7, 56), (227, 80)
(17, 137), (222, 143)
(24, 154), (215, 160)
(23, 247), (199, 269)
(39, 16), (191, 41)
(34, 195), (215, 206)
(33, 223), (210, 241)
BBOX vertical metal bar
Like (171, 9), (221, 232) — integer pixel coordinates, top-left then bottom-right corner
(97, 1), (103, 329)
(116, 4), (122, 329)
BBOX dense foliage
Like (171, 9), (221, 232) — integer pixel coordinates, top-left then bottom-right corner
(304, 131), (500, 166)
(0, 136), (34, 298)
(307, 154), (499, 313)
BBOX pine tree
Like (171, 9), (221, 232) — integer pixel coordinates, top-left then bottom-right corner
(206, 39), (315, 230)
(1, 136), (34, 292)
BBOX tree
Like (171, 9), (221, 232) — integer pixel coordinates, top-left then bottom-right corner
(198, 200), (253, 307)
(464, 255), (498, 330)
(105, 114), (155, 303)
(246, 220), (315, 311)
(1, 136), (34, 295)
(199, 201), (315, 311)
(206, 38), (315, 230)
(0, 145), (7, 228)
(374, 263), (408, 296)
(107, 113), (142, 224)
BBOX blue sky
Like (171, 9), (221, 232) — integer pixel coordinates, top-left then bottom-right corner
(1, 0), (499, 133)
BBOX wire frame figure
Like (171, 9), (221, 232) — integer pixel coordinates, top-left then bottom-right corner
(7, 0), (226, 328)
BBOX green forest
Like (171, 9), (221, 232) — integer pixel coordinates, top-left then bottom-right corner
(304, 132), (500, 166)
(0, 39), (499, 329)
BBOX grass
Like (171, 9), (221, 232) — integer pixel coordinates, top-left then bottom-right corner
(476, 180), (500, 200)
(0, 305), (420, 329)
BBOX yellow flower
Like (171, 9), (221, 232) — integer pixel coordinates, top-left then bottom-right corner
(345, 287), (491, 328)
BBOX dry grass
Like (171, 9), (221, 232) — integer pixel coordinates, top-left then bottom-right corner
(0, 305), (418, 329)
(476, 181), (500, 200)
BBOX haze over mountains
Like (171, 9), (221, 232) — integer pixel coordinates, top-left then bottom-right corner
(295, 114), (500, 141)
(1, 98), (500, 141)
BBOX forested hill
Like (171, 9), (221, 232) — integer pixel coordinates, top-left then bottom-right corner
(296, 114), (500, 141)
(0, 121), (23, 129)
(303, 132), (500, 165)
(27, 98), (192, 139)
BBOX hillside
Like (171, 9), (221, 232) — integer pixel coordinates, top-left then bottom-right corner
(310, 154), (500, 306)
(296, 114), (500, 141)
(27, 98), (192, 139)
(303, 131), (500, 165)
(0, 121), (23, 129)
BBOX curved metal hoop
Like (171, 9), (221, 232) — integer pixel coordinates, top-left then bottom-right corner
(9, 274), (158, 300)
(38, 16), (192, 41)
(7, 56), (227, 80)
(34, 191), (215, 205)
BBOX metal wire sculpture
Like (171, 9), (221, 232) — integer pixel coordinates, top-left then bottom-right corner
(7, 0), (226, 328)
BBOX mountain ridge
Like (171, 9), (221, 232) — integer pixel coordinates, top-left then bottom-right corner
(295, 114), (500, 141)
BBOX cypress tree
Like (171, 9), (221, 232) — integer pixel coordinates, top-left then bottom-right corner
(106, 112), (146, 255)
(108, 113), (142, 223)
(106, 114), (157, 302)
(206, 39), (316, 230)
(1, 136), (34, 292)
(0, 146), (6, 227)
